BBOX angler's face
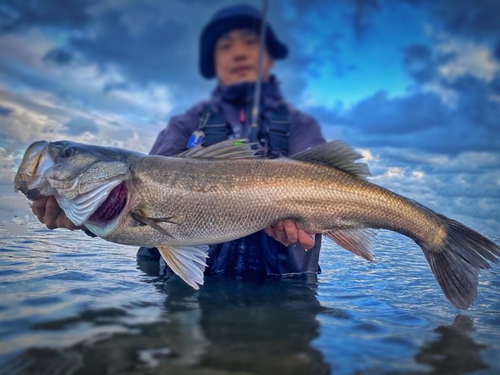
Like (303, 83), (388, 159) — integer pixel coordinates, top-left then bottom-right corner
(215, 28), (274, 87)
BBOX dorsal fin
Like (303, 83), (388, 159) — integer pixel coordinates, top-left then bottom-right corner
(291, 141), (371, 179)
(177, 139), (262, 159)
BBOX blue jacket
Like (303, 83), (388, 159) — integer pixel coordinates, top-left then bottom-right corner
(150, 76), (325, 277)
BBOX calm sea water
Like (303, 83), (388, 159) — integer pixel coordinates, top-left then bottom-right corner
(0, 217), (499, 375)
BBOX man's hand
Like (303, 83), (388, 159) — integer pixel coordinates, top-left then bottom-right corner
(31, 196), (82, 230)
(264, 219), (315, 250)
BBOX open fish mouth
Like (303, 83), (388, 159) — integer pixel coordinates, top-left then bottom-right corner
(88, 182), (128, 223)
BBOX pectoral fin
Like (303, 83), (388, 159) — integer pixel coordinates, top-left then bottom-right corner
(325, 229), (376, 262)
(157, 245), (209, 290)
(131, 211), (177, 238)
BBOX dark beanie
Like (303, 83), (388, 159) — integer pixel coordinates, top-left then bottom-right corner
(199, 4), (288, 79)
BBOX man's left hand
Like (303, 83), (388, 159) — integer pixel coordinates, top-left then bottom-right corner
(264, 219), (315, 250)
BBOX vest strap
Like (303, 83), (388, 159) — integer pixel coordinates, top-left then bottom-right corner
(267, 106), (291, 154)
(199, 104), (230, 147)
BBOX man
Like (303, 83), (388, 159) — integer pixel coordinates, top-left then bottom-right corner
(32, 4), (326, 279)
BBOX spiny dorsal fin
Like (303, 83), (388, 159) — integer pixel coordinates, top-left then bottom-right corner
(291, 141), (371, 179)
(177, 139), (262, 159)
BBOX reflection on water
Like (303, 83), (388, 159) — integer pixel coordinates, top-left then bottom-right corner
(413, 315), (488, 375)
(197, 280), (330, 375)
(140, 260), (332, 375)
(2, 260), (330, 375)
(0, 225), (499, 375)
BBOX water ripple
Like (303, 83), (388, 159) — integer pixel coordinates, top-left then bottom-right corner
(0, 223), (498, 375)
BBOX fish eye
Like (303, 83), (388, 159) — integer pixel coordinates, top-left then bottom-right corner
(60, 146), (76, 158)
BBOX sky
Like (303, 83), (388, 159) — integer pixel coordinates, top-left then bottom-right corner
(0, 0), (499, 232)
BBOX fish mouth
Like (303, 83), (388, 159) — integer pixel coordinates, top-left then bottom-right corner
(14, 140), (49, 198)
(88, 182), (128, 223)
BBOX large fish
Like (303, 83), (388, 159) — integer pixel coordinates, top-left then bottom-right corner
(14, 139), (499, 309)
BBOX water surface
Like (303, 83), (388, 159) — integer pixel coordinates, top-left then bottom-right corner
(0, 218), (499, 375)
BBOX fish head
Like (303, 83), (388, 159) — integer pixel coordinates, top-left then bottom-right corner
(15, 140), (132, 227)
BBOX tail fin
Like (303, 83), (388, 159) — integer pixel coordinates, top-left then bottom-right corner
(420, 215), (500, 310)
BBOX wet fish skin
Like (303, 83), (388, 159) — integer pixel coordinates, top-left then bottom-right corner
(14, 140), (500, 309)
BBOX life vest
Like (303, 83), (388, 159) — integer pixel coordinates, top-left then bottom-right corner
(188, 103), (292, 156)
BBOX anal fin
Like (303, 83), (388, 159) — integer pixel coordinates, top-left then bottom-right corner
(157, 245), (209, 290)
(325, 229), (376, 262)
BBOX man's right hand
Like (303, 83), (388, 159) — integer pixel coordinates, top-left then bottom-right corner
(32, 196), (82, 230)
(264, 220), (316, 250)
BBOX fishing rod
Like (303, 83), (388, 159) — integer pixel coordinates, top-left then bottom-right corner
(248, 0), (269, 143)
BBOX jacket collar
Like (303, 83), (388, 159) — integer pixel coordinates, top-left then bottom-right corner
(211, 74), (284, 107)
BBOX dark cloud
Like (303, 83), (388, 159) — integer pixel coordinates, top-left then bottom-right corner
(64, 4), (215, 109)
(424, 0), (500, 41)
(403, 44), (435, 83)
(403, 44), (455, 84)
(43, 48), (73, 66)
(318, 18), (500, 156)
(346, 90), (447, 134)
(289, 0), (380, 41)
(302, 105), (344, 127)
(308, 71), (500, 155)
(402, 0), (500, 61)
(446, 75), (500, 132)
(0, 0), (94, 33)
(63, 117), (99, 135)
(0, 105), (13, 116)
(490, 74), (500, 95)
(494, 41), (500, 61)
(349, 0), (380, 41)
(70, 10), (133, 64)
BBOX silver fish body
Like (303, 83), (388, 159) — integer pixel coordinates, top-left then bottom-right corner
(111, 156), (433, 247)
(14, 140), (500, 309)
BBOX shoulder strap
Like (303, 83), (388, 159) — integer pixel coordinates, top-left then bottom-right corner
(198, 103), (231, 147)
(267, 104), (291, 155)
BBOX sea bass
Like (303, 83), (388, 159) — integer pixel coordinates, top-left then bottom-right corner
(14, 140), (499, 309)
